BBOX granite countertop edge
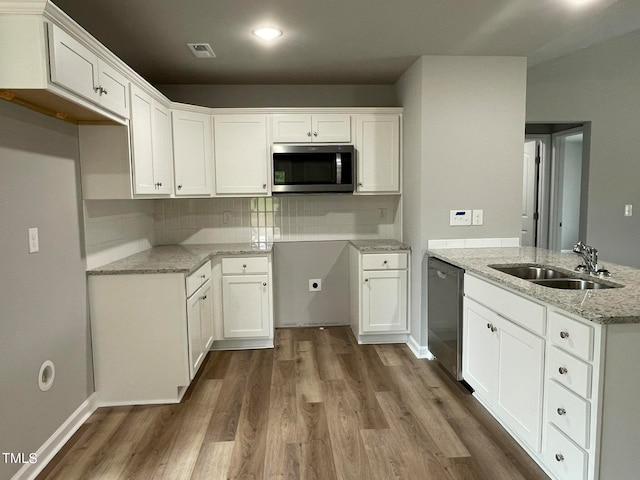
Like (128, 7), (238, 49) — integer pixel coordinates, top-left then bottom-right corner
(427, 246), (640, 325)
(88, 239), (410, 276)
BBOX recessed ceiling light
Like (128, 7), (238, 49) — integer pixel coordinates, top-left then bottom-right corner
(252, 27), (283, 40)
(187, 43), (216, 58)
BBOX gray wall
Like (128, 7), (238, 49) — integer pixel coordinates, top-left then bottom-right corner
(156, 84), (398, 108)
(396, 56), (527, 349)
(527, 29), (640, 267)
(273, 242), (350, 327)
(0, 101), (92, 479)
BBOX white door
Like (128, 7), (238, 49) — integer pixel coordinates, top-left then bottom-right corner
(522, 140), (538, 246)
(187, 289), (204, 379)
(222, 274), (270, 338)
(151, 102), (173, 195)
(272, 114), (312, 143)
(362, 269), (407, 332)
(463, 298), (499, 402)
(312, 114), (351, 142)
(214, 115), (269, 195)
(129, 85), (156, 194)
(200, 281), (214, 352)
(172, 110), (213, 196)
(96, 61), (129, 118)
(355, 114), (400, 193)
(495, 318), (545, 452)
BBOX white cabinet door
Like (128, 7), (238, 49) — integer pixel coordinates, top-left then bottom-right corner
(130, 85), (172, 195)
(272, 114), (313, 143)
(172, 110), (213, 196)
(222, 274), (270, 338)
(272, 114), (351, 143)
(96, 61), (129, 118)
(200, 281), (214, 352)
(463, 297), (500, 402)
(214, 115), (269, 195)
(187, 287), (204, 380)
(496, 317), (545, 452)
(362, 269), (407, 332)
(355, 114), (400, 193)
(48, 23), (99, 103)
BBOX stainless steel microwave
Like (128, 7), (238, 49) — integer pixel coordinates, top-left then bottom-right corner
(271, 144), (355, 194)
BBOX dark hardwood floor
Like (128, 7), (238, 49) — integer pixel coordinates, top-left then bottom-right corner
(36, 327), (550, 479)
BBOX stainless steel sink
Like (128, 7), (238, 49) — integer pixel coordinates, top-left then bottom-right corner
(489, 264), (622, 290)
(490, 264), (570, 280)
(531, 278), (617, 290)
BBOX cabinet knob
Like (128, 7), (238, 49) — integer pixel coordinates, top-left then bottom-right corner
(558, 367), (568, 375)
(200, 274), (206, 279)
(313, 131), (318, 137)
(486, 323), (497, 332)
(178, 184), (183, 190)
(555, 454), (564, 462)
(263, 282), (267, 286)
(307, 131), (312, 137)
(383, 260), (388, 265)
(243, 264), (247, 268)
(364, 278), (369, 283)
(557, 407), (566, 416)
(263, 183), (267, 189)
(201, 295), (207, 300)
(560, 331), (570, 339)
(358, 182), (363, 187)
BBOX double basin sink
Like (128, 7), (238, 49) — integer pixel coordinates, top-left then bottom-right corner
(489, 264), (622, 290)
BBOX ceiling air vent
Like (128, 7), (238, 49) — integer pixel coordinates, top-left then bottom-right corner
(187, 43), (216, 58)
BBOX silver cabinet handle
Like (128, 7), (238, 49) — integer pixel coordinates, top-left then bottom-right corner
(263, 282), (267, 286)
(383, 260), (388, 265)
(558, 367), (568, 375)
(200, 274), (206, 279)
(364, 278), (369, 283)
(307, 131), (312, 137)
(178, 184), (183, 190)
(243, 264), (247, 268)
(560, 331), (570, 339)
(263, 183), (267, 189)
(486, 323), (497, 332)
(313, 131), (318, 137)
(555, 454), (564, 462)
(200, 295), (207, 300)
(557, 407), (566, 416)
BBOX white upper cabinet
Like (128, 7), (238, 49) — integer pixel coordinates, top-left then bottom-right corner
(172, 109), (214, 196)
(355, 114), (401, 194)
(214, 115), (269, 196)
(272, 114), (351, 143)
(48, 23), (129, 119)
(130, 84), (172, 195)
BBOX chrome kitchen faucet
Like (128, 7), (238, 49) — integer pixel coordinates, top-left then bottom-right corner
(573, 241), (610, 277)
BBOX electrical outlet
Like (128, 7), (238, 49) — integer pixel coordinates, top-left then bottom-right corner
(309, 279), (322, 292)
(472, 210), (484, 225)
(28, 227), (39, 253)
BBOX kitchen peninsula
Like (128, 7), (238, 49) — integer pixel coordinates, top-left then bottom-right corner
(428, 246), (640, 480)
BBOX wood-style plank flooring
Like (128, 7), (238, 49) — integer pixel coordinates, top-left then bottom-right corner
(37, 327), (550, 479)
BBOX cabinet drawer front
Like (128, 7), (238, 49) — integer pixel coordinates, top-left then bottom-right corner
(222, 256), (269, 274)
(549, 311), (594, 362)
(464, 274), (546, 336)
(186, 261), (212, 297)
(548, 347), (592, 399)
(544, 424), (588, 480)
(362, 253), (407, 270)
(547, 380), (590, 448)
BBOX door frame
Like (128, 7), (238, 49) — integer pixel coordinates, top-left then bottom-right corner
(524, 134), (551, 248)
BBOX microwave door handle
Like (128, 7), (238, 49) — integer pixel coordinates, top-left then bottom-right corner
(336, 153), (342, 184)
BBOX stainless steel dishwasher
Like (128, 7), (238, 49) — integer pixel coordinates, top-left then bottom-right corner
(427, 256), (464, 381)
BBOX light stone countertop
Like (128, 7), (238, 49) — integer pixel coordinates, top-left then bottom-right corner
(88, 243), (273, 276)
(349, 239), (411, 252)
(427, 246), (640, 324)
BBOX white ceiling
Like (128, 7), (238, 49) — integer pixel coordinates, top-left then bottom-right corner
(52, 0), (640, 85)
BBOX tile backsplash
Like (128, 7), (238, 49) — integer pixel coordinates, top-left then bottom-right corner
(154, 195), (401, 245)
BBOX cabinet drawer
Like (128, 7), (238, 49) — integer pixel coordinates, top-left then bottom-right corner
(544, 424), (588, 480)
(222, 256), (269, 275)
(362, 253), (407, 270)
(464, 274), (546, 336)
(549, 347), (592, 399)
(186, 261), (211, 297)
(547, 380), (590, 448)
(549, 311), (594, 362)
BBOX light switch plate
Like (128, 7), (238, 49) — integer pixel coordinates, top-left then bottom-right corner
(625, 204), (633, 217)
(472, 210), (484, 225)
(450, 210), (472, 226)
(28, 227), (39, 253)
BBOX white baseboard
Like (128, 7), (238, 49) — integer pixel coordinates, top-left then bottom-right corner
(406, 335), (435, 359)
(11, 393), (98, 480)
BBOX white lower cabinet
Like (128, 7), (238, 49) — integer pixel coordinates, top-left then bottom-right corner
(349, 247), (409, 343)
(88, 261), (212, 405)
(463, 295), (544, 452)
(215, 255), (274, 348)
